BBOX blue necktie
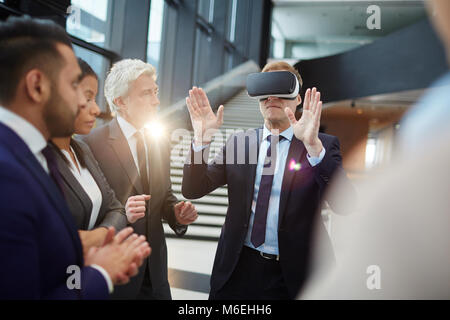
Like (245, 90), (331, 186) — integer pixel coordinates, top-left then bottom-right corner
(251, 135), (284, 248)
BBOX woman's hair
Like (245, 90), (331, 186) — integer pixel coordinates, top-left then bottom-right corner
(77, 57), (98, 81)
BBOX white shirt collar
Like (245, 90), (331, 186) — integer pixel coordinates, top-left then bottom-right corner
(117, 115), (145, 140)
(262, 124), (293, 142)
(0, 106), (47, 155)
(117, 115), (141, 140)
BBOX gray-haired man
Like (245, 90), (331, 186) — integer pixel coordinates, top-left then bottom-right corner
(84, 59), (198, 299)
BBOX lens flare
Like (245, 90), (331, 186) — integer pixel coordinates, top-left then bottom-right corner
(145, 121), (165, 138)
(289, 159), (301, 171)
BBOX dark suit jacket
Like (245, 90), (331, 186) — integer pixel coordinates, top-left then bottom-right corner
(182, 128), (352, 298)
(50, 139), (127, 231)
(0, 123), (109, 299)
(83, 117), (185, 299)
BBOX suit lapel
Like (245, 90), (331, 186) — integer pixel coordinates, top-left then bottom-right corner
(82, 146), (106, 214)
(54, 149), (92, 228)
(278, 136), (307, 228)
(0, 123), (83, 262)
(108, 118), (143, 194)
(19, 148), (84, 262)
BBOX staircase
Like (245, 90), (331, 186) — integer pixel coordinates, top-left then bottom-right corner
(164, 89), (263, 241)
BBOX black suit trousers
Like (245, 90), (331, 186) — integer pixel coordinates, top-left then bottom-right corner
(210, 246), (291, 300)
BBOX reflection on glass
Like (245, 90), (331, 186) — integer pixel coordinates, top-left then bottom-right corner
(73, 45), (110, 113)
(147, 0), (164, 71)
(67, 0), (111, 49)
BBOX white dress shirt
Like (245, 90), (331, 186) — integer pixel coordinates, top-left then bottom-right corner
(243, 126), (325, 255)
(0, 106), (113, 294)
(117, 116), (149, 181)
(61, 147), (103, 230)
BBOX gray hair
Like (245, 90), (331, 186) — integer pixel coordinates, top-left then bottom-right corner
(104, 59), (156, 114)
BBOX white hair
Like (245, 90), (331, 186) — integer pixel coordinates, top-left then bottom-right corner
(104, 59), (156, 114)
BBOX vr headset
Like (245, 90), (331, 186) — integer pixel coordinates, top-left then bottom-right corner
(246, 71), (300, 101)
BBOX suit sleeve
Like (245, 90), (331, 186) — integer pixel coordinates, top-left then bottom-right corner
(157, 140), (186, 236)
(161, 181), (185, 236)
(181, 137), (229, 199)
(78, 140), (128, 231)
(42, 266), (109, 299)
(0, 165), (109, 299)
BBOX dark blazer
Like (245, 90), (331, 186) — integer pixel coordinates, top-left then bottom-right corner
(182, 128), (353, 298)
(83, 117), (184, 299)
(50, 139), (127, 231)
(0, 123), (109, 299)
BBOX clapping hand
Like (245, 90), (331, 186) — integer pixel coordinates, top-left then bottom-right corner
(85, 227), (151, 286)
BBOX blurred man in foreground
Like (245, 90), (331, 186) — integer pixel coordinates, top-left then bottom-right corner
(300, 0), (450, 299)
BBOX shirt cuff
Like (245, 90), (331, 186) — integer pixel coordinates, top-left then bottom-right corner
(192, 141), (210, 153)
(174, 221), (188, 236)
(307, 147), (326, 167)
(91, 264), (114, 294)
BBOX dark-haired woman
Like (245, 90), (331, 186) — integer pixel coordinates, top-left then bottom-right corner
(51, 58), (149, 254)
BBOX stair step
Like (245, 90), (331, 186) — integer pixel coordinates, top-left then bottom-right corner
(170, 168), (183, 176)
(193, 203), (227, 215)
(163, 223), (221, 238)
(172, 193), (229, 205)
(170, 176), (182, 184)
(195, 214), (225, 226)
(171, 184), (228, 196)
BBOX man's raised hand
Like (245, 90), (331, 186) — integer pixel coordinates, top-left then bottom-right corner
(186, 87), (224, 146)
(284, 87), (323, 157)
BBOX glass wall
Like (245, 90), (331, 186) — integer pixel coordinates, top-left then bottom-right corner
(147, 0), (165, 72)
(66, 0), (113, 49)
(158, 0), (271, 107)
(192, 0), (251, 86)
(66, 0), (116, 114)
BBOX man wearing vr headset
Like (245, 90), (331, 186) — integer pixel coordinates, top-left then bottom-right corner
(183, 61), (351, 299)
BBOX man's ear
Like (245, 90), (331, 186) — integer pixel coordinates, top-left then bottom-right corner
(24, 69), (51, 104)
(114, 97), (127, 112)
